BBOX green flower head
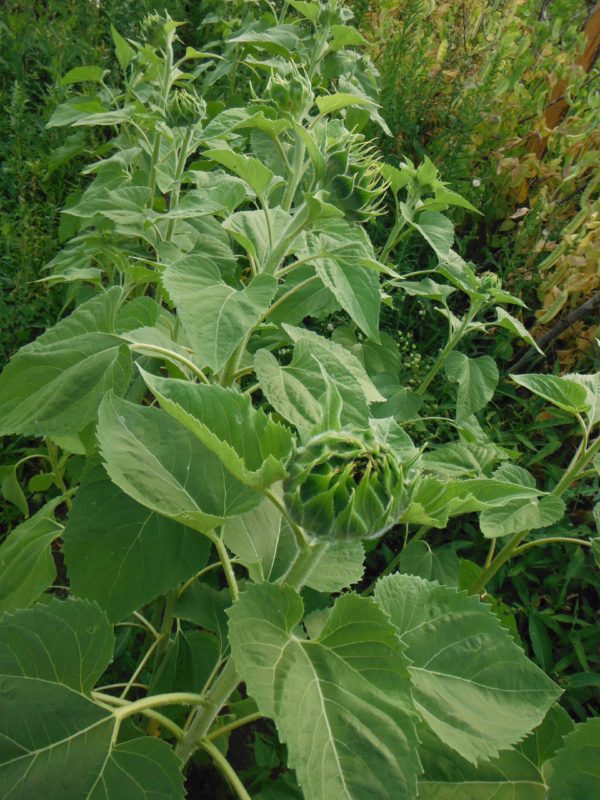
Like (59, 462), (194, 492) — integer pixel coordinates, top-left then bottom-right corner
(283, 428), (406, 541)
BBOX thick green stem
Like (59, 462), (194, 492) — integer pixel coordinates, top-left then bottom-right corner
(211, 535), (239, 602)
(283, 540), (328, 591)
(263, 488), (311, 549)
(469, 528), (526, 595)
(201, 737), (252, 800)
(165, 127), (194, 241)
(281, 133), (306, 211)
(176, 659), (240, 763)
(551, 435), (599, 497)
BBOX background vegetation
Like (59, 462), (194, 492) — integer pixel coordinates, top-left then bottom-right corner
(0, 0), (598, 794)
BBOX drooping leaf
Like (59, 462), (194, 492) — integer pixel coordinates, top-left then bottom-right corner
(374, 574), (562, 764)
(411, 211), (454, 259)
(140, 372), (293, 489)
(566, 372), (600, 429)
(445, 352), (499, 420)
(316, 92), (376, 115)
(229, 583), (421, 800)
(162, 256), (277, 372)
(0, 498), (62, 614)
(547, 717), (600, 800)
(510, 374), (590, 416)
(97, 393), (260, 535)
(63, 464), (210, 622)
(0, 288), (131, 437)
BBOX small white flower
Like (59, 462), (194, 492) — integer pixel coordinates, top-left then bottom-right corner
(472, 178), (481, 188)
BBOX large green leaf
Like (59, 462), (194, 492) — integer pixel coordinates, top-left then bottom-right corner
(141, 372), (292, 489)
(0, 288), (131, 436)
(162, 256), (277, 372)
(417, 729), (546, 800)
(0, 599), (184, 799)
(547, 717), (600, 800)
(63, 464), (210, 621)
(510, 374), (590, 416)
(0, 498), (62, 614)
(374, 574), (562, 764)
(228, 583), (421, 800)
(255, 328), (382, 432)
(445, 352), (499, 420)
(97, 393), (260, 535)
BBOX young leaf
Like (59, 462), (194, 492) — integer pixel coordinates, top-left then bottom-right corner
(316, 92), (376, 115)
(374, 574), (562, 764)
(0, 287), (131, 437)
(204, 149), (274, 196)
(229, 583), (421, 800)
(547, 717), (600, 799)
(0, 498), (62, 614)
(162, 256), (277, 372)
(97, 393), (260, 535)
(111, 24), (135, 70)
(480, 495), (565, 538)
(255, 329), (382, 432)
(445, 352), (499, 420)
(565, 372), (600, 429)
(60, 65), (106, 85)
(510, 374), (590, 416)
(62, 464), (210, 622)
(495, 308), (543, 354)
(140, 371), (293, 489)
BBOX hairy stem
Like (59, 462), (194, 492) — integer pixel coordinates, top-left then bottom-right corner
(176, 659), (240, 763)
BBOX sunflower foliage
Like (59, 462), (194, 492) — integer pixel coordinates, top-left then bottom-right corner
(0, 2), (598, 799)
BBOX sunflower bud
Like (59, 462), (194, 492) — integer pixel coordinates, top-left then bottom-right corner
(166, 89), (205, 128)
(283, 429), (405, 541)
(321, 129), (387, 221)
